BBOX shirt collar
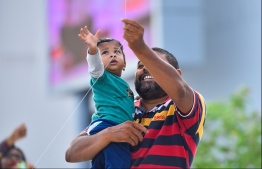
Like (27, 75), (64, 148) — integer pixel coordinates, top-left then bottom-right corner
(134, 97), (171, 108)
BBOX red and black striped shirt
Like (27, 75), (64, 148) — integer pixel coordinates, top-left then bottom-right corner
(130, 90), (206, 169)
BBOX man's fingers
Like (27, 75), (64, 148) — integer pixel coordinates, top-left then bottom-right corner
(107, 121), (146, 146)
(128, 135), (137, 146)
(133, 122), (148, 134)
(123, 33), (133, 41)
(129, 122), (147, 143)
(122, 21), (141, 37)
(123, 24), (137, 33)
(122, 18), (145, 48)
(121, 18), (142, 30)
(130, 130), (140, 144)
(134, 130), (146, 142)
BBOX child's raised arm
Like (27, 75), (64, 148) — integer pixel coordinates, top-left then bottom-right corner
(78, 26), (100, 55)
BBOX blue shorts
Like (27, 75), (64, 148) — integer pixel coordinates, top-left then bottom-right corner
(86, 119), (131, 169)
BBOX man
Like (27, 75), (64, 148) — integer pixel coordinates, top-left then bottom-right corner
(65, 18), (206, 168)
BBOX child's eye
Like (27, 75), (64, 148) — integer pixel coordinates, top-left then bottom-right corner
(102, 51), (109, 55)
(115, 50), (121, 54)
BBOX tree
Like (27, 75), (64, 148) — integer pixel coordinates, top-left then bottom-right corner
(193, 86), (261, 168)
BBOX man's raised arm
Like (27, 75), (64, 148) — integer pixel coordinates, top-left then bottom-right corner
(121, 18), (194, 115)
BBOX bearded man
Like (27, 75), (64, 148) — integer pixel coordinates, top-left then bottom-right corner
(65, 19), (206, 169)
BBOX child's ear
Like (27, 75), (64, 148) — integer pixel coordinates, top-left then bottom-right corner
(123, 63), (126, 71)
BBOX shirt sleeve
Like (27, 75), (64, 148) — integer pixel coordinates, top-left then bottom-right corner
(87, 49), (104, 78)
(176, 90), (207, 138)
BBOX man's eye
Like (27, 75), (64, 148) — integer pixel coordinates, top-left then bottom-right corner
(137, 65), (144, 69)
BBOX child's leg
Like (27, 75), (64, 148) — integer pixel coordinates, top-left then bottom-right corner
(91, 150), (105, 169)
(103, 142), (131, 169)
(88, 119), (128, 169)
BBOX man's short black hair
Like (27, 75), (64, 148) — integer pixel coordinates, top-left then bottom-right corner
(152, 47), (179, 69)
(97, 38), (126, 63)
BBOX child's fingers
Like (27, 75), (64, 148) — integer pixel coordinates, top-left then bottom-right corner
(78, 34), (85, 41)
(79, 28), (85, 36)
(94, 29), (100, 39)
(84, 26), (90, 35)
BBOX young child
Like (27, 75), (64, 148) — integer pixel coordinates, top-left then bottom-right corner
(78, 26), (134, 168)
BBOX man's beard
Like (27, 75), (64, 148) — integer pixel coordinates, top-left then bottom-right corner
(135, 80), (167, 100)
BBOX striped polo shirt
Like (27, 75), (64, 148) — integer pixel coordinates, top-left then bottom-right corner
(130, 90), (206, 169)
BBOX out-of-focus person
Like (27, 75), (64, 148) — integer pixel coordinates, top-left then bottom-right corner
(0, 123), (33, 169)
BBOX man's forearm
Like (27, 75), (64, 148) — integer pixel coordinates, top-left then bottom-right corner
(65, 129), (111, 162)
(65, 121), (147, 162)
(122, 18), (194, 114)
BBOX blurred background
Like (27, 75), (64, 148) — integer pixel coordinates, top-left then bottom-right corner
(0, 0), (261, 168)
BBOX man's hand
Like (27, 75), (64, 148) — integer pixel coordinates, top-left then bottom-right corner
(66, 121), (147, 162)
(121, 18), (146, 52)
(78, 26), (100, 55)
(107, 121), (148, 146)
(7, 123), (27, 146)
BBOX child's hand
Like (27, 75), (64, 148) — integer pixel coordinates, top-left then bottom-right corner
(78, 26), (100, 55)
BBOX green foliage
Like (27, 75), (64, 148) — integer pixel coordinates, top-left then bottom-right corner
(193, 86), (261, 168)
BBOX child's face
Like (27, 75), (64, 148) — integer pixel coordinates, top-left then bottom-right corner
(98, 41), (126, 77)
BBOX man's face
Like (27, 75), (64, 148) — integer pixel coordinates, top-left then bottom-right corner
(134, 51), (168, 100)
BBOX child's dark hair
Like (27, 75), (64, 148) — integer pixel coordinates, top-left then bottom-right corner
(97, 38), (126, 63)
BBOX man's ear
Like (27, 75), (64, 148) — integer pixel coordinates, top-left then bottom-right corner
(176, 69), (182, 76)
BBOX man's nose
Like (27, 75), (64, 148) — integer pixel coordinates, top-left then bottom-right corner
(142, 66), (148, 72)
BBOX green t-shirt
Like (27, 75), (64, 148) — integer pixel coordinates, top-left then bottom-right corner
(90, 70), (134, 124)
